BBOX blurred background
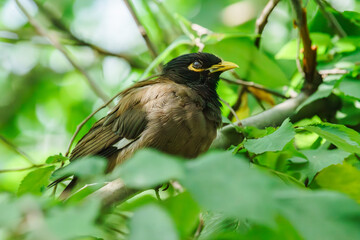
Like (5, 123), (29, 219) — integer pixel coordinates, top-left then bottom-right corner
(1, 0), (360, 192)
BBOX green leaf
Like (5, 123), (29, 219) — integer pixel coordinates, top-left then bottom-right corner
(277, 190), (360, 240)
(45, 153), (68, 164)
(0, 194), (21, 229)
(129, 204), (179, 240)
(163, 192), (201, 238)
(181, 151), (281, 225)
(51, 156), (107, 179)
(244, 118), (295, 154)
(290, 149), (351, 184)
(302, 123), (360, 153)
(338, 77), (360, 100)
(111, 149), (185, 189)
(46, 200), (101, 239)
(18, 166), (55, 196)
(276, 33), (332, 60)
(313, 163), (360, 203)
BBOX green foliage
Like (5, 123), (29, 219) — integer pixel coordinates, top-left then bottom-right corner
(1, 0), (360, 239)
(18, 166), (55, 196)
(244, 118), (295, 154)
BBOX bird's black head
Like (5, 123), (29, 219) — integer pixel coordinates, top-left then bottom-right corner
(162, 53), (238, 90)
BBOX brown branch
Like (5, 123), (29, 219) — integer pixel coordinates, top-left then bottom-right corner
(0, 135), (36, 166)
(15, 0), (111, 105)
(124, 0), (158, 60)
(255, 0), (281, 48)
(221, 77), (289, 99)
(314, 0), (347, 38)
(88, 179), (138, 208)
(32, 0), (144, 69)
(291, 0), (322, 93)
(0, 164), (45, 174)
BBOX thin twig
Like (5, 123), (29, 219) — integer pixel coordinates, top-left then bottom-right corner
(221, 77), (289, 99)
(0, 135), (36, 166)
(314, 0), (346, 38)
(255, 0), (281, 48)
(32, 0), (143, 69)
(0, 164), (45, 174)
(227, 86), (246, 121)
(124, 0), (158, 60)
(65, 92), (122, 157)
(319, 68), (348, 76)
(296, 34), (305, 77)
(220, 97), (241, 122)
(251, 91), (267, 110)
(15, 0), (111, 104)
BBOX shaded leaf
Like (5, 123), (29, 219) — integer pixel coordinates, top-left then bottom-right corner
(289, 149), (351, 184)
(129, 204), (179, 240)
(163, 192), (201, 238)
(51, 156), (107, 179)
(46, 200), (101, 239)
(111, 149), (185, 189)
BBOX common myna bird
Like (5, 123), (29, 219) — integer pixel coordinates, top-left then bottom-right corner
(55, 52), (238, 197)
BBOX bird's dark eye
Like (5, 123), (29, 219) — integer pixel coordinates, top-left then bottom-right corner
(192, 61), (202, 69)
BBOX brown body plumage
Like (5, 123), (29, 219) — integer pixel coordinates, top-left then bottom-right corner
(56, 53), (238, 197)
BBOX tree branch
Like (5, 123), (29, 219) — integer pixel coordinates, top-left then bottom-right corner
(88, 179), (138, 208)
(32, 0), (144, 69)
(0, 164), (45, 174)
(291, 0), (322, 93)
(0, 135), (36, 166)
(15, 0), (111, 105)
(124, 0), (158, 60)
(314, 0), (347, 38)
(254, 0), (281, 48)
(221, 77), (289, 99)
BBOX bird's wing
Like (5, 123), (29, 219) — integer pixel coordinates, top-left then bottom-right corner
(69, 79), (162, 161)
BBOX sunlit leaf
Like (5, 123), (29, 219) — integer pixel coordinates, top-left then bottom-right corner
(302, 123), (360, 153)
(289, 149), (351, 184)
(45, 153), (68, 164)
(313, 163), (360, 203)
(244, 118), (295, 154)
(18, 166), (55, 196)
(338, 77), (360, 100)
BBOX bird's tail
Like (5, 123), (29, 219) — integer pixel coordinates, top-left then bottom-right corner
(48, 176), (78, 201)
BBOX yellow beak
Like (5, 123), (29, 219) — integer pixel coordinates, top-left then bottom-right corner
(208, 61), (239, 73)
